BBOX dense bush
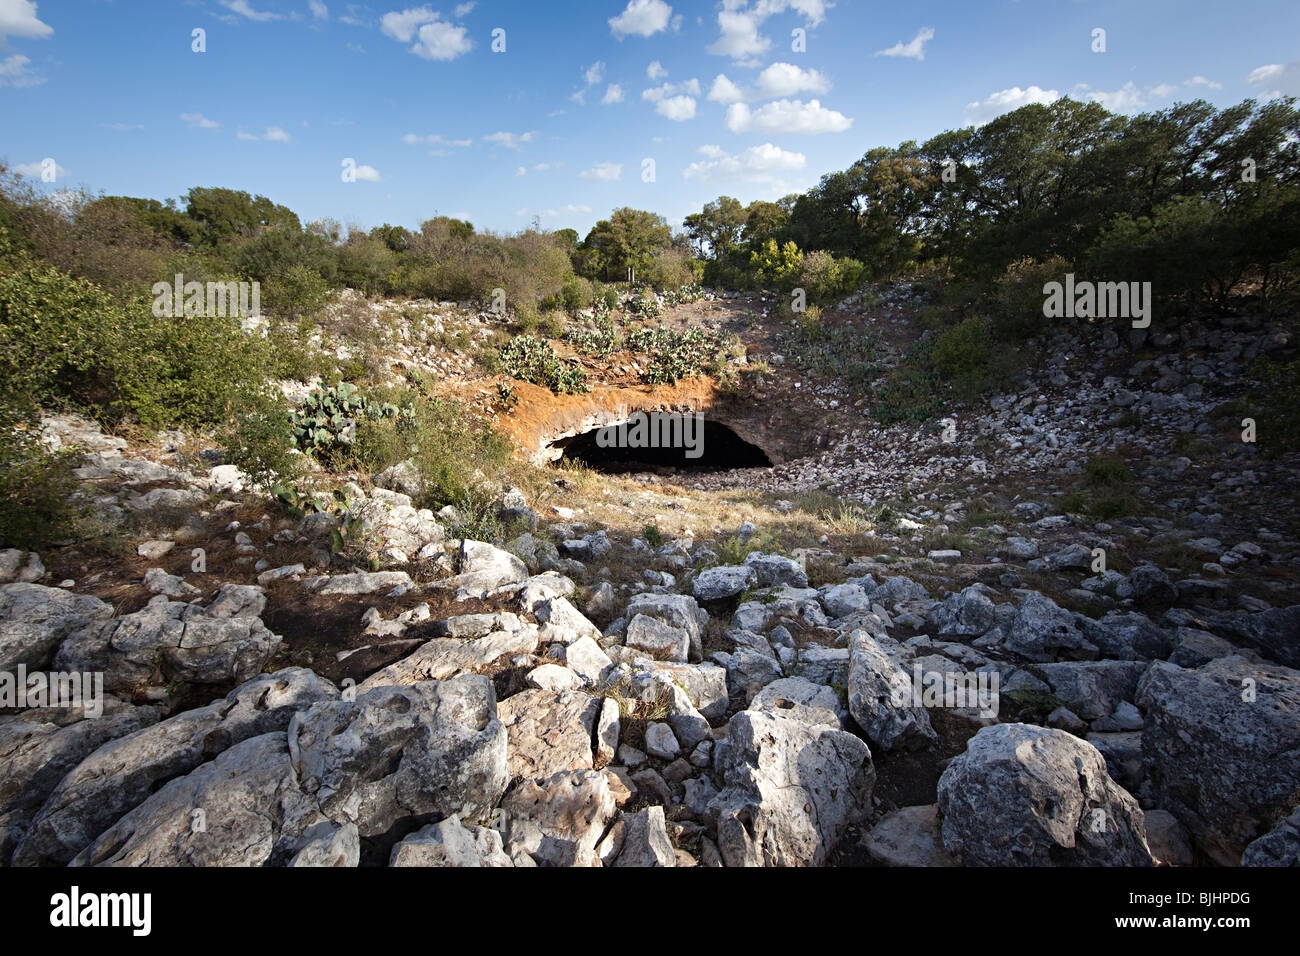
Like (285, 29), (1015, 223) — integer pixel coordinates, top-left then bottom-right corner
(797, 250), (865, 303)
(0, 402), (80, 550)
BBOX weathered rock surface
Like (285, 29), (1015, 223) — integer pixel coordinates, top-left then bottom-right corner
(289, 676), (508, 836)
(937, 722), (1151, 866)
(711, 699), (874, 867)
(847, 629), (937, 752)
(14, 667), (337, 865)
(1137, 656), (1300, 866)
(0, 584), (114, 673)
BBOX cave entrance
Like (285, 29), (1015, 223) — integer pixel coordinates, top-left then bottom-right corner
(551, 413), (772, 474)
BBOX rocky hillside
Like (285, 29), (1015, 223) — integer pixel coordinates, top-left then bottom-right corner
(1, 286), (1297, 869)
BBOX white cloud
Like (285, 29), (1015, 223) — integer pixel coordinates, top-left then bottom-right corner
(754, 62), (829, 97)
(572, 61), (607, 105)
(402, 133), (471, 146)
(643, 78), (700, 100)
(220, 0), (282, 21)
(264, 125), (292, 142)
(706, 1), (829, 62)
(180, 111), (221, 129)
(579, 162), (623, 182)
(516, 166), (527, 176)
(1247, 61), (1300, 98)
(102, 122), (144, 131)
(380, 6), (472, 59)
(875, 26), (933, 60)
(609, 0), (672, 39)
(1186, 75), (1222, 90)
(0, 0), (53, 41)
(964, 85), (1060, 124)
(308, 0), (329, 20)
(0, 52), (43, 87)
(483, 130), (536, 149)
(1072, 80), (1189, 115)
(683, 142), (806, 186)
(454, 1), (476, 15)
(708, 73), (745, 103)
(237, 131), (259, 140)
(412, 19), (471, 59)
(725, 98), (851, 134)
(353, 164), (381, 182)
(602, 83), (625, 105)
(14, 159), (66, 179)
(655, 95), (695, 120)
(647, 60), (667, 80)
(380, 6), (436, 41)
(708, 8), (769, 61)
(1248, 64), (1284, 85)
(644, 79), (700, 120)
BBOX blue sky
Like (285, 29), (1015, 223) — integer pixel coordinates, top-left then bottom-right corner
(3, 0), (1298, 237)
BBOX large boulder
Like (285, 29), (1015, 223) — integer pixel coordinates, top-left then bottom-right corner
(0, 703), (159, 862)
(356, 626), (539, 693)
(54, 596), (281, 695)
(693, 565), (757, 603)
(625, 614), (690, 663)
(847, 630), (937, 753)
(711, 699), (874, 866)
(496, 689), (603, 782)
(500, 769), (617, 867)
(0, 584), (114, 673)
(625, 593), (709, 661)
(289, 675), (508, 836)
(744, 552), (807, 589)
(928, 586), (998, 638)
(70, 733), (321, 867)
(1209, 605), (1300, 670)
(1034, 660), (1149, 721)
(937, 722), (1151, 866)
(14, 668), (337, 866)
(1003, 592), (1099, 662)
(1136, 656), (1300, 865)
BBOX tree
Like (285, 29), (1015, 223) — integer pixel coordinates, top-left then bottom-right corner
(579, 207), (671, 281)
(183, 187), (300, 245)
(741, 200), (790, 251)
(682, 196), (745, 259)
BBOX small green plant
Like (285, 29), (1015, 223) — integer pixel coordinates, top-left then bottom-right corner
(289, 382), (412, 456)
(1084, 454), (1133, 487)
(643, 524), (664, 547)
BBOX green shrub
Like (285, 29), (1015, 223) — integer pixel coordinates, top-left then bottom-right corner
(930, 315), (995, 400)
(0, 244), (293, 430)
(498, 334), (589, 394)
(289, 382), (411, 459)
(750, 239), (803, 289)
(1084, 454), (1133, 487)
(991, 256), (1070, 339)
(0, 403), (80, 550)
(798, 250), (863, 303)
(261, 265), (332, 320)
(560, 275), (595, 312)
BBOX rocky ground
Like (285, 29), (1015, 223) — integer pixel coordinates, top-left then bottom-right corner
(1, 285), (1297, 868)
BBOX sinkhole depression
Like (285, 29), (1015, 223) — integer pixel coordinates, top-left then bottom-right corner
(551, 412), (773, 474)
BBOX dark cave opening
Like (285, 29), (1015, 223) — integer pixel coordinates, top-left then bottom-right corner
(551, 414), (773, 474)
